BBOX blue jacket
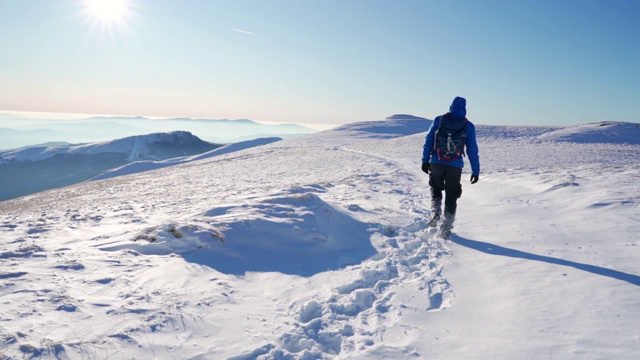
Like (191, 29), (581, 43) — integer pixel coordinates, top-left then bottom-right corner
(422, 98), (480, 175)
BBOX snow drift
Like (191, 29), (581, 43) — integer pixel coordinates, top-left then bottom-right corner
(101, 192), (377, 276)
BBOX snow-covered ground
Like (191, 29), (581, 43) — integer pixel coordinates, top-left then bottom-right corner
(1, 118), (639, 359)
(90, 137), (282, 182)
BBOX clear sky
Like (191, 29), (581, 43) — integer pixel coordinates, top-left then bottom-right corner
(1, 0), (639, 128)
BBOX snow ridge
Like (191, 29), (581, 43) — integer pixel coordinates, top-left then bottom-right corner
(90, 137), (281, 181)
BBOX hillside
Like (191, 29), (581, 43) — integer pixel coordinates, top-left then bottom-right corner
(0, 119), (639, 359)
(0, 131), (221, 201)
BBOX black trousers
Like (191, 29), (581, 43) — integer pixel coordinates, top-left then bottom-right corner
(429, 163), (463, 215)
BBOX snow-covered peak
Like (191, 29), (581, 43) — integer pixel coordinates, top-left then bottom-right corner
(0, 131), (214, 163)
(322, 114), (432, 139)
(69, 131), (211, 161)
(385, 114), (429, 121)
(0, 131), (222, 201)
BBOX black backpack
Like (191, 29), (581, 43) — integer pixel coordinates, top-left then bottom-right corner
(434, 113), (467, 161)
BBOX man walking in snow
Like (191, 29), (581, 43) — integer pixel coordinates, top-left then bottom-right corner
(421, 96), (480, 238)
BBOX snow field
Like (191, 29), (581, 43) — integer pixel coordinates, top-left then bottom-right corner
(1, 119), (639, 359)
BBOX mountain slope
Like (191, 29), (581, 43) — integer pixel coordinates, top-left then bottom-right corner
(0, 119), (639, 359)
(0, 131), (220, 201)
(90, 137), (282, 181)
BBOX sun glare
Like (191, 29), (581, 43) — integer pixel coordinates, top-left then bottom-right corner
(83, 0), (133, 28)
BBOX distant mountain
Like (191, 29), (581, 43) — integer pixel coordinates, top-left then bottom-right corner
(90, 137), (282, 181)
(385, 114), (428, 120)
(0, 114), (315, 150)
(323, 114), (432, 139)
(78, 115), (314, 134)
(0, 127), (64, 150)
(0, 131), (221, 201)
(81, 116), (260, 126)
(13, 141), (72, 149)
(325, 117), (640, 146)
(83, 115), (149, 121)
(0, 121), (148, 150)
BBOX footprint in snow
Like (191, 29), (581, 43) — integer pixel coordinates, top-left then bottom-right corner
(426, 293), (444, 311)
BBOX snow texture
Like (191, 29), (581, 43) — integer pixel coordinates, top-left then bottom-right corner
(0, 118), (639, 359)
(90, 137), (282, 181)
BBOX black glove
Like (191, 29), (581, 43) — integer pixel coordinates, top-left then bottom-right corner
(421, 162), (430, 174)
(470, 174), (479, 184)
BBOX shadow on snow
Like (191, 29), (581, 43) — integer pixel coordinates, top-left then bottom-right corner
(105, 193), (379, 277)
(450, 236), (640, 287)
(180, 213), (377, 277)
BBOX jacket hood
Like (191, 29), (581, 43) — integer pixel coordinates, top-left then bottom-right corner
(449, 96), (467, 118)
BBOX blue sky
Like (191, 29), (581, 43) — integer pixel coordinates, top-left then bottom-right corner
(1, 0), (639, 128)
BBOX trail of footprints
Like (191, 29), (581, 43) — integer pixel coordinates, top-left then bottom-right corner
(1, 151), (449, 358)
(242, 154), (453, 358)
(247, 218), (452, 359)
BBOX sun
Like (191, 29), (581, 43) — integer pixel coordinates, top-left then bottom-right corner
(83, 0), (133, 27)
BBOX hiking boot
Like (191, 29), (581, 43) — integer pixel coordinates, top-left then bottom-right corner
(438, 212), (456, 239)
(429, 197), (442, 228)
(437, 227), (452, 239)
(428, 211), (440, 227)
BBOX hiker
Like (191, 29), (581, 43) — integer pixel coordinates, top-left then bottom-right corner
(421, 96), (480, 238)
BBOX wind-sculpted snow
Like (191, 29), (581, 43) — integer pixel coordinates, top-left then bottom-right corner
(101, 192), (377, 276)
(0, 117), (639, 359)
